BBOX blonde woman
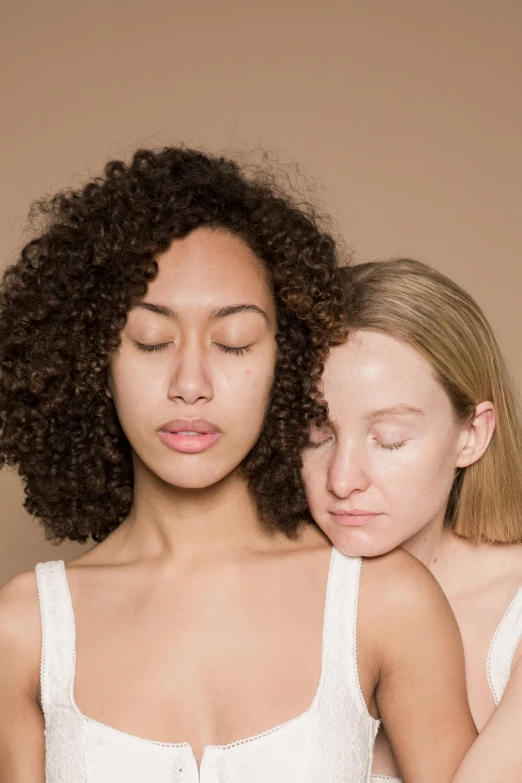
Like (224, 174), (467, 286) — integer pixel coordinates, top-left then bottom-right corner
(303, 259), (522, 783)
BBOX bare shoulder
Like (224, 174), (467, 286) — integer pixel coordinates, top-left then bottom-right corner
(356, 549), (465, 719)
(0, 570), (42, 693)
(0, 572), (46, 781)
(358, 549), (460, 664)
(360, 547), (449, 614)
(0, 569), (41, 636)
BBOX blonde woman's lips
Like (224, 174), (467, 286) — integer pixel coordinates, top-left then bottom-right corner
(330, 509), (382, 527)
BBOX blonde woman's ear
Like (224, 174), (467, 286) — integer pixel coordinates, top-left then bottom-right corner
(456, 401), (496, 469)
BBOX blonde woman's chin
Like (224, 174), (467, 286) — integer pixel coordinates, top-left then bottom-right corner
(318, 517), (401, 559)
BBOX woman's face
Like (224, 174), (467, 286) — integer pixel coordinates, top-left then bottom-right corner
(109, 228), (277, 489)
(302, 330), (472, 557)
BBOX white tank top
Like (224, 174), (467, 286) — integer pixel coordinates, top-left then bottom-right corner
(36, 547), (379, 783)
(370, 583), (522, 783)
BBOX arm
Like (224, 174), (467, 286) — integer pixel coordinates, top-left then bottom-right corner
(359, 550), (477, 783)
(0, 572), (45, 782)
(451, 653), (522, 782)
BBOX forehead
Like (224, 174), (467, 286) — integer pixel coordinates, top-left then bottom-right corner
(323, 330), (448, 413)
(145, 228), (274, 314)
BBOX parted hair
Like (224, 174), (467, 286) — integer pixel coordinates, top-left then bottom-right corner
(343, 258), (522, 544)
(0, 146), (347, 543)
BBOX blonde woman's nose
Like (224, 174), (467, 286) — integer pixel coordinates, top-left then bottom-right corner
(326, 443), (371, 498)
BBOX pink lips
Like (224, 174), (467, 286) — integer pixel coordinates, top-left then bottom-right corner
(329, 509), (382, 527)
(158, 418), (221, 454)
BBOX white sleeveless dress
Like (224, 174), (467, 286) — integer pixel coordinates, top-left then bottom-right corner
(36, 547), (380, 783)
(371, 583), (522, 783)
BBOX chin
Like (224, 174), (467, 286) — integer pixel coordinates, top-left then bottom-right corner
(161, 471), (230, 490)
(323, 525), (398, 559)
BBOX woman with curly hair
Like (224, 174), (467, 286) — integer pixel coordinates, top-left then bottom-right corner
(0, 148), (474, 783)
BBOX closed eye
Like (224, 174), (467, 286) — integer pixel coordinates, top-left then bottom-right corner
(305, 436), (333, 449)
(215, 344), (252, 356)
(379, 441), (406, 451)
(134, 341), (171, 352)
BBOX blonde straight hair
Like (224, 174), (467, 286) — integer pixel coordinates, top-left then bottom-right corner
(343, 258), (522, 544)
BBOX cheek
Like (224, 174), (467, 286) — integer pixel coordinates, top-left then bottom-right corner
(301, 450), (319, 478)
(112, 349), (171, 392)
(220, 355), (275, 404)
(241, 373), (274, 427)
(377, 442), (457, 522)
(301, 459), (312, 484)
(305, 485), (324, 520)
(301, 461), (326, 511)
(109, 360), (166, 436)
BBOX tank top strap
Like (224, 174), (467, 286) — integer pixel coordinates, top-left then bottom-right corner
(487, 582), (522, 705)
(371, 777), (402, 782)
(321, 548), (367, 710)
(35, 560), (76, 713)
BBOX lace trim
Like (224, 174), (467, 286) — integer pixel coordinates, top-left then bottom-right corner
(60, 548), (336, 753)
(35, 563), (52, 712)
(353, 556), (374, 717)
(486, 582), (522, 705)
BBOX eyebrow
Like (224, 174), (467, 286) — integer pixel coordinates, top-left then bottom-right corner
(210, 304), (269, 324)
(136, 302), (174, 317)
(363, 404), (425, 421)
(135, 302), (269, 324)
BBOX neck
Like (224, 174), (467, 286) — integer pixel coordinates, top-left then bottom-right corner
(401, 511), (493, 596)
(114, 458), (274, 563)
(401, 511), (459, 585)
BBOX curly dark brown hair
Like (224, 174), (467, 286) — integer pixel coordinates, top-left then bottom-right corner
(0, 147), (347, 544)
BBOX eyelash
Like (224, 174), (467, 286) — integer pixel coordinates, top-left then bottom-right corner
(216, 344), (251, 356)
(379, 441), (406, 451)
(306, 438), (406, 451)
(134, 342), (252, 355)
(306, 437), (333, 449)
(135, 342), (170, 352)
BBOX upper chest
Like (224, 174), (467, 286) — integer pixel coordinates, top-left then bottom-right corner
(69, 553), (330, 756)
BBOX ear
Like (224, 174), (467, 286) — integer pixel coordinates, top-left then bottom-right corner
(455, 401), (495, 468)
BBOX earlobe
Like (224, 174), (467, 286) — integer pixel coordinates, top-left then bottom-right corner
(455, 402), (495, 468)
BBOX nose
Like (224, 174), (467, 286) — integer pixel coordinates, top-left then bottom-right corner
(167, 339), (213, 405)
(326, 441), (371, 499)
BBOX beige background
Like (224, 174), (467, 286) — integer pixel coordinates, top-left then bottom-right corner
(1, 0), (521, 583)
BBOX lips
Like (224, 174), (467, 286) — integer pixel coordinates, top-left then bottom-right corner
(329, 509), (382, 528)
(158, 418), (221, 454)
